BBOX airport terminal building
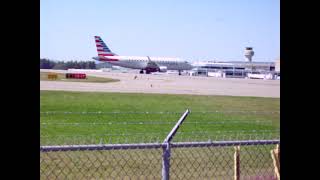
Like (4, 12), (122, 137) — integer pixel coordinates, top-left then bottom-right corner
(188, 48), (279, 79)
(189, 60), (278, 79)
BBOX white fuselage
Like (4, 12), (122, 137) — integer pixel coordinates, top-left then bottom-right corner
(94, 56), (193, 71)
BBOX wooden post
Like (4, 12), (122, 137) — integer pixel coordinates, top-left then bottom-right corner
(271, 144), (280, 180)
(234, 146), (240, 180)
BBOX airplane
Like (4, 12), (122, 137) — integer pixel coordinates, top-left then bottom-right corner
(92, 36), (193, 75)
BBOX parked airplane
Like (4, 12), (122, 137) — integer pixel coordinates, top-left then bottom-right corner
(92, 36), (193, 75)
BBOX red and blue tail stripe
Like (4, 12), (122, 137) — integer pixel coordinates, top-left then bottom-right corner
(94, 36), (116, 56)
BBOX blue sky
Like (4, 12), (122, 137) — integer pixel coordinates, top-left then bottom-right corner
(40, 0), (279, 62)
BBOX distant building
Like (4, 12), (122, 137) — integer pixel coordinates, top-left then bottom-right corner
(190, 60), (275, 78)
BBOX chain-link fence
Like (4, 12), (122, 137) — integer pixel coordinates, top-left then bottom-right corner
(40, 110), (280, 179)
(40, 141), (279, 179)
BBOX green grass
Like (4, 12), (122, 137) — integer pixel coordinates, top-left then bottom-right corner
(40, 90), (280, 145)
(40, 72), (119, 83)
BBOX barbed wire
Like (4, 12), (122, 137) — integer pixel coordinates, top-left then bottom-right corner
(40, 130), (280, 146)
(40, 120), (275, 126)
(40, 110), (279, 145)
(40, 110), (280, 115)
(40, 129), (279, 137)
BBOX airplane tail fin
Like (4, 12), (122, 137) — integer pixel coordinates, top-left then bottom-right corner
(94, 36), (117, 56)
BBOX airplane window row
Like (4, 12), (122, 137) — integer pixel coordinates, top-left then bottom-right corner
(126, 59), (179, 64)
(127, 59), (143, 61)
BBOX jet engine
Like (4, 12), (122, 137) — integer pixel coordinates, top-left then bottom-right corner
(159, 66), (168, 72)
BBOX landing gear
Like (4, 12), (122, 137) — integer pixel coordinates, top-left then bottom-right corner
(178, 70), (181, 75)
(140, 68), (156, 74)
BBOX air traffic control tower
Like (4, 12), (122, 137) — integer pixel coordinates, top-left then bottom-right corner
(244, 47), (254, 62)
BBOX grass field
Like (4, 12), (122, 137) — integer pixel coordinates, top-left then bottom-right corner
(40, 90), (280, 145)
(40, 90), (280, 179)
(40, 71), (119, 83)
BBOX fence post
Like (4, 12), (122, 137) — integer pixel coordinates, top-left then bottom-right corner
(162, 142), (170, 180)
(162, 109), (190, 180)
(234, 146), (240, 180)
(271, 144), (280, 180)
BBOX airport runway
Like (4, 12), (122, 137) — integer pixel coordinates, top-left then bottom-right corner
(40, 69), (280, 98)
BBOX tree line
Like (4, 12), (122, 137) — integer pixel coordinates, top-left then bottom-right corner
(40, 58), (96, 69)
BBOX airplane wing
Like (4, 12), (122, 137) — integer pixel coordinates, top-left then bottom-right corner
(145, 56), (160, 70)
